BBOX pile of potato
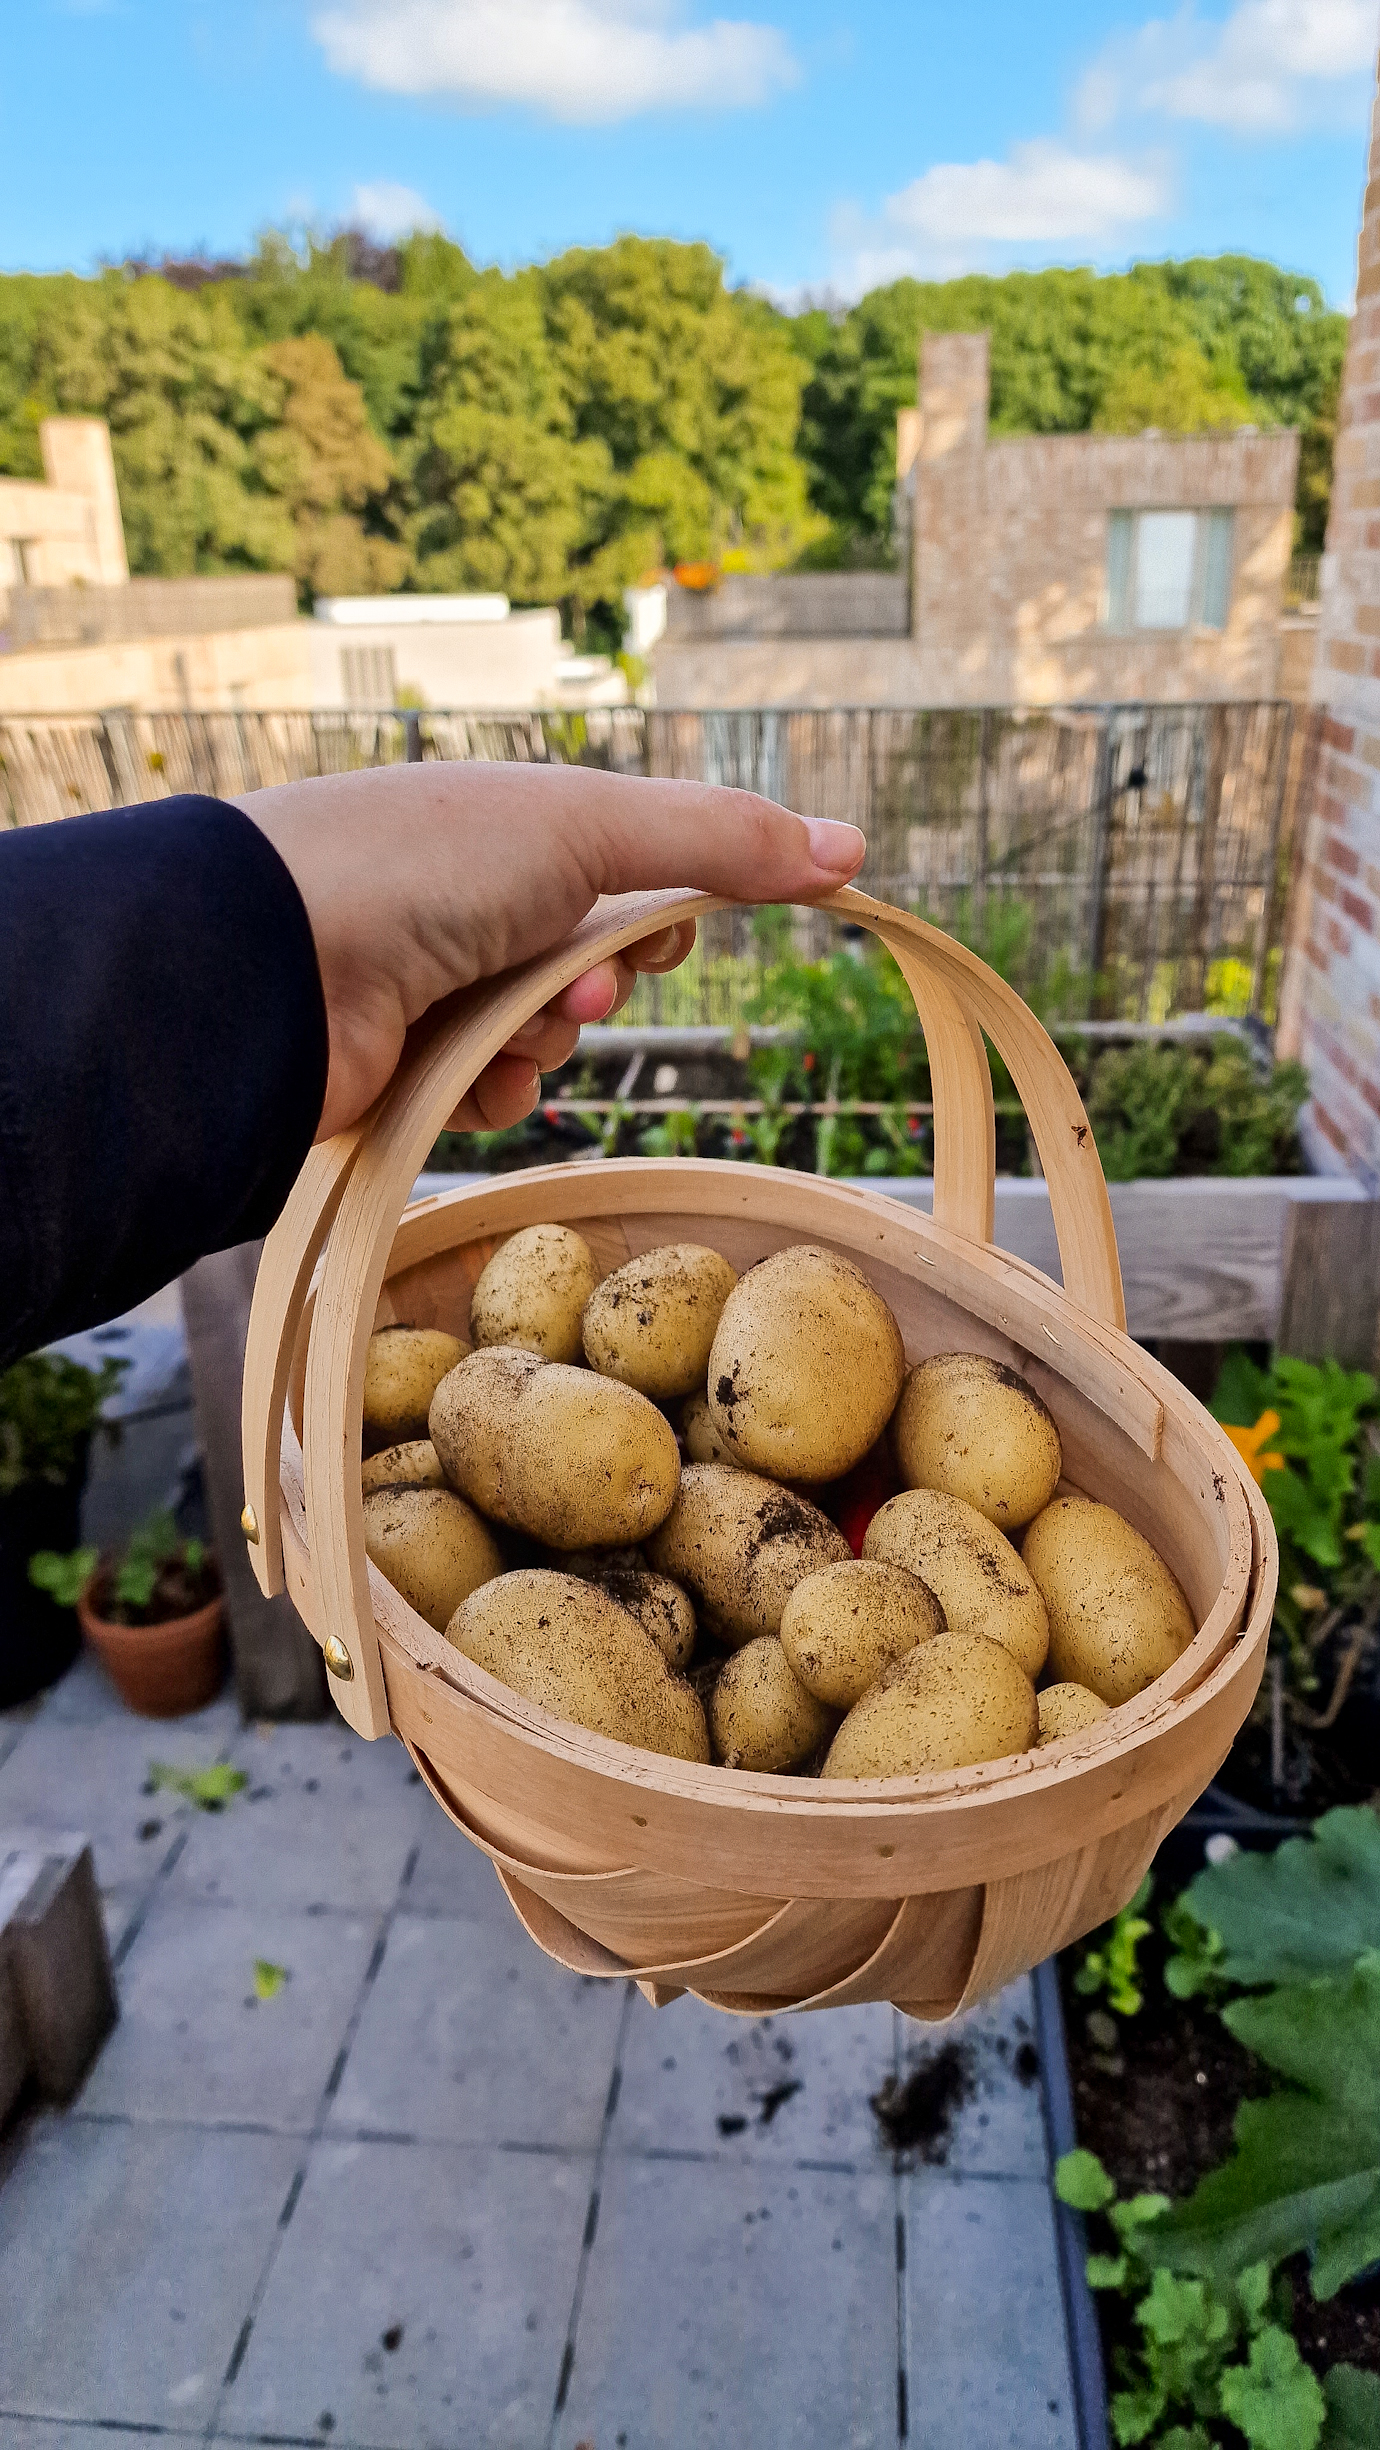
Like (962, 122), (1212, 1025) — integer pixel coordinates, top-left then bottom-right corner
(358, 1225), (1196, 1782)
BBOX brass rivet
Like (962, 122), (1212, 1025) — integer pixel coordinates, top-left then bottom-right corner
(240, 1503), (260, 1544)
(323, 1633), (355, 1682)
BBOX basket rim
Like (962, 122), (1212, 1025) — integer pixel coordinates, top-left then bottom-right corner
(283, 1158), (1275, 1820)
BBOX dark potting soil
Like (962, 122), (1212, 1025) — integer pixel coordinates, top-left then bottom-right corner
(1061, 1929), (1380, 2380)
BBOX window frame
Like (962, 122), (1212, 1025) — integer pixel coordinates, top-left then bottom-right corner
(1103, 506), (1236, 635)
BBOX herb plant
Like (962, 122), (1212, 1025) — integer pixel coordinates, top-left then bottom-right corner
(1075, 1873), (1155, 2016)
(29, 1508), (216, 1627)
(0, 1352), (127, 1495)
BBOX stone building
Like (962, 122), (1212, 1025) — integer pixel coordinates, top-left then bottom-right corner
(1280, 76), (1380, 1186)
(653, 333), (1299, 710)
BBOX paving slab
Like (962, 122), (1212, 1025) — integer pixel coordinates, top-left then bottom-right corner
(903, 2171), (1078, 2450)
(395, 1809), (517, 1925)
(222, 2136), (590, 2450)
(0, 1707), (239, 1895)
(0, 2118), (298, 2428)
(78, 1895), (381, 2130)
(167, 1720), (430, 1915)
(0, 2428), (201, 2449)
(895, 1977), (1047, 2181)
(612, 1989), (897, 2170)
(328, 1907), (626, 2150)
(555, 2155), (899, 2450)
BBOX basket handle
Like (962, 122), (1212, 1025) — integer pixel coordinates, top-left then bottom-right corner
(244, 883), (1123, 1737)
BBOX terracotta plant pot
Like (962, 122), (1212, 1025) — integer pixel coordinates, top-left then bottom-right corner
(78, 1577), (226, 1719)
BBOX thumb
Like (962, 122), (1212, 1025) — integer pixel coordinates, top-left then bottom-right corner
(543, 769), (866, 903)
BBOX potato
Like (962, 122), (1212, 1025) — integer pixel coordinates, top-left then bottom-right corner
(892, 1352), (1062, 1530)
(862, 1489), (1049, 1678)
(447, 1570), (709, 1762)
(362, 1486), (502, 1632)
(709, 1637), (834, 1773)
(429, 1345), (680, 1549)
(646, 1463), (850, 1648)
(468, 1224), (600, 1363)
(1022, 1496), (1195, 1706)
(779, 1559), (946, 1711)
(363, 1326), (466, 1447)
(706, 1244), (906, 1483)
(361, 1438), (446, 1495)
(560, 1550), (697, 1670)
(821, 1631), (1038, 1780)
(681, 1391), (743, 1469)
(1037, 1682), (1112, 1746)
(583, 1244), (738, 1400)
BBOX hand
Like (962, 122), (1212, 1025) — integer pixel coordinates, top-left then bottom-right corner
(236, 762), (866, 1141)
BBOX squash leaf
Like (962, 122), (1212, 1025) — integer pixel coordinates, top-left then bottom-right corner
(1321, 2364), (1380, 2449)
(1217, 2326), (1326, 2450)
(1173, 1809), (1380, 1988)
(1148, 1955), (1380, 2298)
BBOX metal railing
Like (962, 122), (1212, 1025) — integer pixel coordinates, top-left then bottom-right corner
(0, 699), (1322, 1023)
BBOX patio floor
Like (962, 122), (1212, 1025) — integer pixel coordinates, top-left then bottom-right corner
(0, 1645), (1081, 2450)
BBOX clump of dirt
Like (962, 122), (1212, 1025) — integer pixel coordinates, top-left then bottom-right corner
(870, 2039), (976, 2162)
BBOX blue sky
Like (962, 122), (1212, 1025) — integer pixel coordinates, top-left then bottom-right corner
(3, 0), (1377, 304)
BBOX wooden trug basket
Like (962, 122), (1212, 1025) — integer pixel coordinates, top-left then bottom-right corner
(242, 885), (1276, 2022)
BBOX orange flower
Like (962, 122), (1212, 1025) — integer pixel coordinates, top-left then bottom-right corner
(1222, 1410), (1286, 1486)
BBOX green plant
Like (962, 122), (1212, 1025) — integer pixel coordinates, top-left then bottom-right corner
(0, 1352), (127, 1495)
(30, 1509), (215, 1627)
(638, 1106), (701, 1158)
(1084, 1043), (1307, 1183)
(1165, 1810), (1380, 1995)
(27, 1545), (99, 1608)
(1075, 1874), (1156, 2016)
(571, 1099), (633, 1159)
(147, 1761), (247, 1811)
(253, 1958), (288, 2000)
(1056, 2153), (1327, 2448)
(1211, 1350), (1380, 1692)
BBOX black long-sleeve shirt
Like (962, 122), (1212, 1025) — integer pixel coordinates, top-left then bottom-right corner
(0, 795), (328, 1370)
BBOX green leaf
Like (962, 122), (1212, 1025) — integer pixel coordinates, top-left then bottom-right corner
(1236, 2261), (1273, 2328)
(1178, 1810), (1380, 1988)
(1111, 2193), (1172, 2237)
(1110, 2381), (1168, 2446)
(147, 1762), (248, 1811)
(1085, 2252), (1129, 2290)
(1148, 1955), (1380, 2299)
(1157, 2429), (1213, 2450)
(1218, 2327), (1325, 2450)
(1321, 2364), (1380, 2449)
(1212, 1347), (1276, 1431)
(1055, 2148), (1117, 2211)
(1136, 2269), (1228, 2349)
(252, 1960), (288, 2001)
(27, 1545), (98, 1608)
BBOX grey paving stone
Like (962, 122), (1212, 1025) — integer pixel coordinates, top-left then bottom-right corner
(395, 1809), (515, 1924)
(894, 1976), (1046, 2180)
(77, 1895), (380, 2130)
(167, 1720), (430, 1915)
(0, 2428), (201, 2449)
(328, 1907), (625, 2149)
(0, 1713), (237, 1894)
(36, 1648), (239, 1739)
(555, 2155), (899, 2450)
(222, 2136), (589, 2449)
(903, 2173), (1078, 2450)
(0, 2119), (297, 2427)
(612, 1989), (896, 2169)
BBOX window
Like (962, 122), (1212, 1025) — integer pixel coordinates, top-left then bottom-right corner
(1105, 509), (1235, 632)
(340, 643), (397, 707)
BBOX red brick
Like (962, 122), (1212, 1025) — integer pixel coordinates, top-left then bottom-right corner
(1329, 917), (1352, 954)
(1342, 889), (1374, 929)
(1326, 832), (1363, 875)
(1314, 1101), (1350, 1153)
(1329, 641), (1367, 675)
(1362, 1077), (1380, 1120)
(1314, 869), (1340, 905)
(1324, 716), (1358, 752)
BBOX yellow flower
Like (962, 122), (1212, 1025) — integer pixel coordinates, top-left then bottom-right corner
(1222, 1410), (1286, 1486)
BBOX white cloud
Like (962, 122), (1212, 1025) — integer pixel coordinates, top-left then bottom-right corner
(1077, 0), (1377, 136)
(348, 180), (444, 238)
(312, 0), (798, 122)
(832, 142), (1171, 293)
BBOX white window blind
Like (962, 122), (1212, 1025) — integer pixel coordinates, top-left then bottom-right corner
(1104, 508), (1236, 633)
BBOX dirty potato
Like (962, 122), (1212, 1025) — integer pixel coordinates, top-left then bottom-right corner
(680, 1390), (743, 1469)
(429, 1345), (680, 1549)
(560, 1549), (696, 1671)
(821, 1630), (1038, 1780)
(468, 1224), (601, 1363)
(362, 1485), (502, 1632)
(583, 1244), (738, 1401)
(363, 1325), (466, 1448)
(862, 1488), (1049, 1678)
(779, 1558), (946, 1711)
(1023, 1496), (1195, 1707)
(446, 1570), (709, 1762)
(892, 1352), (1062, 1530)
(646, 1463), (850, 1648)
(706, 1245), (906, 1483)
(361, 1438), (447, 1495)
(709, 1637), (834, 1773)
(1036, 1682), (1112, 1746)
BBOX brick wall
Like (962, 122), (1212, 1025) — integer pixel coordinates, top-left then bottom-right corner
(1290, 83), (1380, 1185)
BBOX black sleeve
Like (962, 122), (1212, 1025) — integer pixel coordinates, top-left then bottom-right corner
(0, 794), (328, 1369)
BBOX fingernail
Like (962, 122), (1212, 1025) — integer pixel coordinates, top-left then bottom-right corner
(804, 818), (866, 874)
(638, 926), (679, 962)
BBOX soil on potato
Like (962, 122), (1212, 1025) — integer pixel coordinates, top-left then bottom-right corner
(1061, 1925), (1380, 2382)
